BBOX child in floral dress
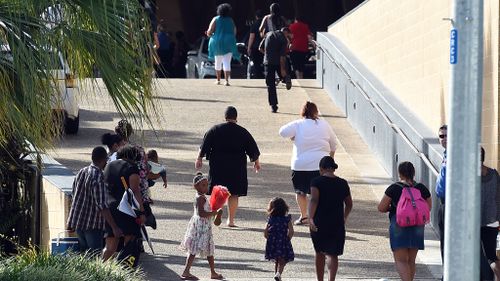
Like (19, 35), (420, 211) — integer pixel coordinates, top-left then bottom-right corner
(265, 197), (295, 281)
(180, 172), (223, 280)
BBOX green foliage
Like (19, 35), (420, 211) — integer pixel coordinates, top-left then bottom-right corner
(0, 0), (157, 168)
(0, 0), (158, 249)
(0, 247), (145, 281)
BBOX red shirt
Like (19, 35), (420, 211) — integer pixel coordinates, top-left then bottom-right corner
(289, 21), (310, 52)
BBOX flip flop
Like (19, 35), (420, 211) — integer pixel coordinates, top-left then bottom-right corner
(294, 217), (308, 226)
(211, 273), (224, 280)
(180, 274), (199, 280)
(214, 211), (222, 226)
(226, 223), (238, 228)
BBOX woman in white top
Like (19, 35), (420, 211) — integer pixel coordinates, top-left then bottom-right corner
(279, 101), (337, 225)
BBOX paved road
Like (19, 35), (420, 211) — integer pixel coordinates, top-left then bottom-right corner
(52, 79), (441, 280)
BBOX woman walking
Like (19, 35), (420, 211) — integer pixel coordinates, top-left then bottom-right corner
(279, 101), (337, 225)
(308, 156), (352, 281)
(102, 145), (145, 262)
(378, 161), (432, 281)
(206, 3), (238, 86)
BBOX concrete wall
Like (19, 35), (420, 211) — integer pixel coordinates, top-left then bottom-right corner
(316, 32), (444, 224)
(40, 156), (74, 250)
(327, 0), (499, 168)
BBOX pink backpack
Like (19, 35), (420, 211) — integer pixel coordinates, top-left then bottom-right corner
(396, 184), (430, 227)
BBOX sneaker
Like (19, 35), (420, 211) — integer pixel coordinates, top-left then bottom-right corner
(274, 272), (281, 281)
(215, 80), (221, 85)
(284, 75), (292, 90)
(224, 80), (230, 86)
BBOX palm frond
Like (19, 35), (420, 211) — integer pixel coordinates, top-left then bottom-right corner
(0, 0), (158, 168)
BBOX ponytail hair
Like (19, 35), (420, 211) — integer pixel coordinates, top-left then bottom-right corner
(115, 119), (134, 141)
(300, 101), (319, 120)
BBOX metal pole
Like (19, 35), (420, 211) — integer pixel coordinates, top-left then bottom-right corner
(444, 0), (484, 280)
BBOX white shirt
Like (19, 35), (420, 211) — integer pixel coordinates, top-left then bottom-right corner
(108, 152), (117, 163)
(279, 118), (337, 171)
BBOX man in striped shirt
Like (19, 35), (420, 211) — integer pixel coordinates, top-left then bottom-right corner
(67, 146), (122, 254)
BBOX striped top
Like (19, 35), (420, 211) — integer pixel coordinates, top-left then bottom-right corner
(67, 163), (109, 231)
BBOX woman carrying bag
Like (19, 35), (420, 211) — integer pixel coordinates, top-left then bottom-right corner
(378, 162), (432, 281)
(102, 145), (146, 264)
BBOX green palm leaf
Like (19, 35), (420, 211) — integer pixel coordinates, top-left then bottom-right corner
(0, 0), (157, 169)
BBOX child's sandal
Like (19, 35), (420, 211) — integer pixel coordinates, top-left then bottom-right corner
(214, 210), (223, 226)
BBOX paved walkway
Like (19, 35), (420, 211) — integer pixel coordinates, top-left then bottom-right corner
(52, 79), (441, 280)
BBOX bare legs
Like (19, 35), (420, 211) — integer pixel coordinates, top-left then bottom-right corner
(215, 70), (222, 84)
(207, 256), (223, 279)
(296, 193), (308, 220)
(275, 257), (286, 274)
(181, 254), (197, 279)
(393, 248), (418, 281)
(315, 252), (339, 281)
(491, 260), (500, 281)
(224, 71), (231, 85)
(227, 195), (238, 226)
(181, 254), (222, 280)
(215, 70), (231, 85)
(102, 235), (134, 261)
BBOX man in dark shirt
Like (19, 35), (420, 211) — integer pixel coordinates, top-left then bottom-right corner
(260, 27), (292, 113)
(195, 106), (261, 227)
(247, 10), (264, 78)
(67, 146), (122, 254)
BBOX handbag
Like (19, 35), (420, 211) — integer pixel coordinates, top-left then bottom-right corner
(143, 202), (157, 230)
(117, 237), (141, 268)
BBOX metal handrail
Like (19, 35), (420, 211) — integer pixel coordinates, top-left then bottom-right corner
(316, 40), (439, 177)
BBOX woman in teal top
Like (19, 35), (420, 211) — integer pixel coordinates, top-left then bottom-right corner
(206, 3), (238, 86)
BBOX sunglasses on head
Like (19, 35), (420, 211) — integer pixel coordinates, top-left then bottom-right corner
(439, 134), (447, 139)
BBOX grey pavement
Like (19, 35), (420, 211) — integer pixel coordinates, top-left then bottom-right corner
(51, 79), (441, 281)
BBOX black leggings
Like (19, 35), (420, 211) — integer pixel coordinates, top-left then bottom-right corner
(481, 226), (498, 262)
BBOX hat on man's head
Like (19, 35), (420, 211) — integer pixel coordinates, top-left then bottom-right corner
(225, 106), (237, 120)
(319, 156), (338, 170)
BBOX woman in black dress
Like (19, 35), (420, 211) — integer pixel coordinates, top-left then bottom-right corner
(308, 156), (352, 281)
(195, 106), (261, 227)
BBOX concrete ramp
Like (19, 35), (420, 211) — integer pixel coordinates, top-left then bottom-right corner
(52, 79), (441, 280)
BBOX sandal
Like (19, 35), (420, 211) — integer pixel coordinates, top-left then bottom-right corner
(180, 274), (199, 280)
(214, 210), (222, 226)
(294, 217), (308, 225)
(211, 273), (224, 280)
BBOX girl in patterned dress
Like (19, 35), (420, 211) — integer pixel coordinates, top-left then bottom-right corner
(264, 197), (295, 281)
(180, 172), (223, 280)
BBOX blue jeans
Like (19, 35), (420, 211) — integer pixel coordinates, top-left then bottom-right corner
(76, 229), (104, 254)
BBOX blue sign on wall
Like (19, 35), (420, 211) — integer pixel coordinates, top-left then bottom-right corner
(450, 29), (458, 64)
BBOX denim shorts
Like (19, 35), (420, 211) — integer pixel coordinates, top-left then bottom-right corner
(76, 229), (104, 253)
(389, 215), (425, 251)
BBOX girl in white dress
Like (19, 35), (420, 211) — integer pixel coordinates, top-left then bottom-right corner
(180, 172), (223, 280)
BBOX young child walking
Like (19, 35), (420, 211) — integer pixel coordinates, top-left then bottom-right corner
(180, 172), (223, 280)
(264, 197), (295, 281)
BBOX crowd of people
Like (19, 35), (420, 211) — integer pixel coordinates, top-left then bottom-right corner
(66, 99), (500, 281)
(65, 3), (500, 280)
(65, 102), (351, 280)
(205, 2), (313, 113)
(154, 22), (190, 78)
